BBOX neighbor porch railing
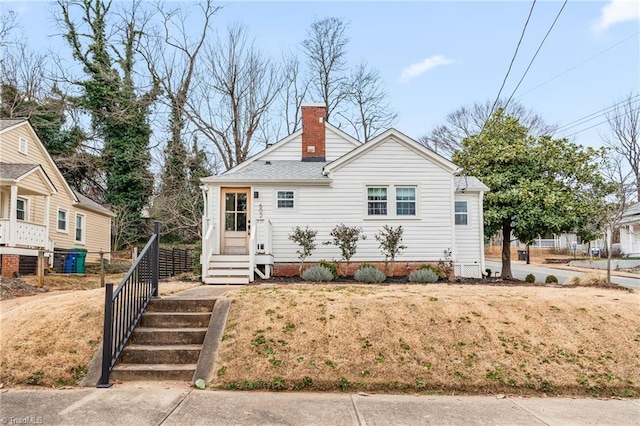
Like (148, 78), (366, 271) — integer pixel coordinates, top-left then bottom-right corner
(0, 219), (47, 248)
(98, 222), (160, 387)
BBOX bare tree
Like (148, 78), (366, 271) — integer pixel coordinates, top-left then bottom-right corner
(278, 51), (310, 136)
(302, 17), (349, 123)
(0, 9), (17, 48)
(0, 41), (49, 118)
(186, 24), (281, 170)
(420, 99), (557, 157)
(602, 93), (640, 202)
(338, 61), (397, 142)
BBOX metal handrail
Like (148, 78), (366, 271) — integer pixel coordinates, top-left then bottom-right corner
(97, 222), (160, 388)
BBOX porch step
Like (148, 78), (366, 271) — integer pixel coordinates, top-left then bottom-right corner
(204, 275), (250, 285)
(110, 298), (216, 383)
(111, 364), (197, 381)
(206, 254), (252, 285)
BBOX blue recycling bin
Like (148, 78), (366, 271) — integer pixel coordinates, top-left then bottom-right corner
(64, 252), (78, 273)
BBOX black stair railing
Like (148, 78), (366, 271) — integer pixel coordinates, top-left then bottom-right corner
(98, 221), (160, 387)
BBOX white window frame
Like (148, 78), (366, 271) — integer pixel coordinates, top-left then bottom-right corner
(276, 190), (296, 210)
(395, 186), (417, 216)
(16, 197), (28, 221)
(57, 208), (68, 233)
(18, 137), (28, 155)
(455, 201), (468, 226)
(75, 213), (86, 244)
(367, 186), (388, 216)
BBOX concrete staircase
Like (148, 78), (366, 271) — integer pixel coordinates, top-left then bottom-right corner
(110, 298), (216, 382)
(204, 254), (251, 285)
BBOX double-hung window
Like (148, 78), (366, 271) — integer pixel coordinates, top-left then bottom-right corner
(367, 187), (388, 215)
(16, 198), (27, 221)
(455, 201), (468, 225)
(277, 190), (295, 209)
(396, 187), (416, 216)
(75, 213), (85, 243)
(57, 208), (68, 232)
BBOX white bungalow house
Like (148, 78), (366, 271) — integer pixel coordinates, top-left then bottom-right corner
(200, 105), (489, 284)
(620, 202), (640, 257)
(0, 119), (113, 277)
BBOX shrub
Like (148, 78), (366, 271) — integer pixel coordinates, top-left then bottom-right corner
(565, 273), (607, 286)
(324, 224), (365, 276)
(418, 264), (446, 280)
(375, 225), (406, 276)
(354, 266), (386, 283)
(545, 275), (558, 284)
(301, 266), (334, 282)
(409, 268), (439, 283)
(318, 260), (339, 280)
(525, 273), (536, 283)
(288, 226), (318, 274)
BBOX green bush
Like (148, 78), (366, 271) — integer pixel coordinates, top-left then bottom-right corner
(418, 264), (446, 280)
(545, 275), (558, 284)
(354, 266), (386, 283)
(319, 260), (339, 279)
(358, 262), (374, 270)
(302, 266), (334, 282)
(409, 269), (439, 283)
(525, 273), (536, 283)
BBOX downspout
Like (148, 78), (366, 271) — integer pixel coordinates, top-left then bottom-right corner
(479, 190), (486, 277)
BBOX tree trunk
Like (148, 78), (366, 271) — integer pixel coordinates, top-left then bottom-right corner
(501, 221), (512, 279)
(606, 227), (612, 285)
(525, 243), (531, 265)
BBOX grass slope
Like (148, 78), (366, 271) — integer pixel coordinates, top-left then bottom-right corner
(213, 284), (640, 396)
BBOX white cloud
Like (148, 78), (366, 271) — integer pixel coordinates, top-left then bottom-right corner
(592, 0), (640, 33)
(400, 55), (454, 83)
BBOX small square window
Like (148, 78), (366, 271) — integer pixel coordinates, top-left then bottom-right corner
(57, 209), (68, 232)
(277, 190), (295, 208)
(367, 187), (387, 215)
(455, 201), (468, 225)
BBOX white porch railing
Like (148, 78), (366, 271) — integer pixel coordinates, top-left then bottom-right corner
(0, 219), (47, 248)
(201, 223), (215, 279)
(249, 224), (256, 283)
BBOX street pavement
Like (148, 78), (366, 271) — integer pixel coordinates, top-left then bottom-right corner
(485, 260), (640, 290)
(1, 384), (639, 425)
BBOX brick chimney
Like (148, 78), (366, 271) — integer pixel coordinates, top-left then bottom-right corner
(301, 104), (326, 162)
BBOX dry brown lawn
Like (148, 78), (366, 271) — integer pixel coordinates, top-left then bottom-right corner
(213, 284), (640, 396)
(0, 280), (199, 387)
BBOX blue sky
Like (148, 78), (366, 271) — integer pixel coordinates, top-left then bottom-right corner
(5, 0), (640, 148)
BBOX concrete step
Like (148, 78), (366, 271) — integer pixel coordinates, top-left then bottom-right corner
(209, 255), (249, 262)
(139, 312), (211, 328)
(110, 363), (197, 382)
(130, 327), (208, 345)
(204, 275), (249, 285)
(120, 344), (202, 364)
(207, 268), (251, 276)
(146, 299), (216, 313)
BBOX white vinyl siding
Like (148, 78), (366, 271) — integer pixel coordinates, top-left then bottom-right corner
(75, 213), (85, 243)
(261, 127), (359, 162)
(57, 208), (68, 232)
(454, 194), (482, 263)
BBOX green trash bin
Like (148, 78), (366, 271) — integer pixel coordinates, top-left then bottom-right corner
(72, 248), (88, 274)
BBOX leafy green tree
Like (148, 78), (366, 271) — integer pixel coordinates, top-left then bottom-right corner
(453, 111), (610, 279)
(325, 224), (365, 276)
(375, 225), (406, 276)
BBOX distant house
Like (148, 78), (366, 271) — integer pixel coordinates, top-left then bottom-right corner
(199, 105), (489, 284)
(619, 202), (640, 257)
(0, 119), (113, 277)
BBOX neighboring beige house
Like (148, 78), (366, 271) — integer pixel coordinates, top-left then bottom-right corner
(0, 119), (113, 277)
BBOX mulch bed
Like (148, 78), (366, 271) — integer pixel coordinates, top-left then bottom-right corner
(0, 278), (48, 300)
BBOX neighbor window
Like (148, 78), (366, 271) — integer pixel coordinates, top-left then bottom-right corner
(277, 190), (295, 208)
(396, 187), (416, 216)
(57, 208), (68, 232)
(455, 201), (468, 225)
(367, 187), (388, 215)
(16, 198), (27, 221)
(18, 137), (28, 154)
(75, 213), (85, 243)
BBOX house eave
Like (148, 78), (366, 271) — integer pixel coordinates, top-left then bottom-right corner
(200, 178), (332, 186)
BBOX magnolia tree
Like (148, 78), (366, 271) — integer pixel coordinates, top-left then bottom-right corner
(325, 224), (365, 276)
(375, 225), (406, 276)
(288, 226), (318, 274)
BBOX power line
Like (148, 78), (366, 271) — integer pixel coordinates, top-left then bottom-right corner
(503, 0), (568, 110)
(556, 94), (640, 133)
(516, 31), (640, 99)
(489, 0), (537, 117)
(564, 104), (640, 138)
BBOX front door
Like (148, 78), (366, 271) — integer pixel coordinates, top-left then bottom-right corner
(221, 188), (250, 254)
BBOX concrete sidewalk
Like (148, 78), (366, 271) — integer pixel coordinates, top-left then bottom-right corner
(1, 384), (638, 425)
